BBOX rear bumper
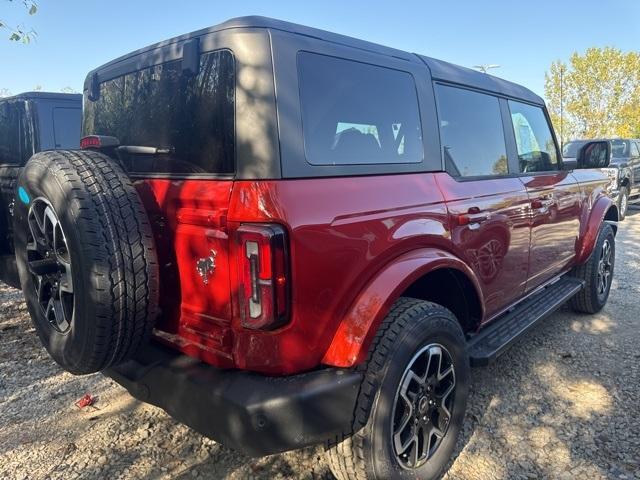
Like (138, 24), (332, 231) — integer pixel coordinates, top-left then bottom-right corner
(104, 342), (361, 456)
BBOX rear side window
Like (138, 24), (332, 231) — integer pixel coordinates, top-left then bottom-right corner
(298, 52), (423, 166)
(83, 49), (235, 175)
(0, 101), (21, 165)
(435, 85), (508, 177)
(632, 142), (640, 156)
(53, 107), (81, 149)
(508, 100), (558, 172)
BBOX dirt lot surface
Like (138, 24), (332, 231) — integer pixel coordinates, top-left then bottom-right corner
(1, 210), (639, 480)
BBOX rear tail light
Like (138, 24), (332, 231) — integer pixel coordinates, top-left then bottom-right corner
(236, 224), (290, 330)
(80, 135), (120, 150)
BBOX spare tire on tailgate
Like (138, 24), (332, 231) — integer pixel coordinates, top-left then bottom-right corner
(13, 150), (159, 374)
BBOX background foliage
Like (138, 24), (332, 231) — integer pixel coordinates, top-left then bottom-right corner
(545, 47), (640, 145)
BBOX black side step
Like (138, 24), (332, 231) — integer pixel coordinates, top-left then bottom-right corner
(468, 276), (584, 367)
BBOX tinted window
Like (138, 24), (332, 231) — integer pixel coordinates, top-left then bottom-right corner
(632, 142), (640, 157)
(83, 49), (235, 175)
(611, 139), (631, 158)
(435, 85), (507, 177)
(0, 101), (21, 164)
(53, 107), (81, 149)
(298, 52), (423, 165)
(508, 101), (558, 172)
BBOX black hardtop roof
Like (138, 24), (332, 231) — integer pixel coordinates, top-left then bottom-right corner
(87, 15), (544, 105)
(417, 56), (543, 104)
(0, 91), (82, 102)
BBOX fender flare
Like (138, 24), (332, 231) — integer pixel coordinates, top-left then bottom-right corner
(321, 248), (484, 368)
(575, 195), (617, 265)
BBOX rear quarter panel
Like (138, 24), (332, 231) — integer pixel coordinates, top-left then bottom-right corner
(228, 173), (451, 373)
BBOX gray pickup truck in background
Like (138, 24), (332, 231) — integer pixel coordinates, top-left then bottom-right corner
(564, 138), (640, 220)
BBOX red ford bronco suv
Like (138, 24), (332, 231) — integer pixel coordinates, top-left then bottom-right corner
(9, 17), (617, 480)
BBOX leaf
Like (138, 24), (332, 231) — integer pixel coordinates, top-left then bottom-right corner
(28, 4), (37, 15)
(9, 32), (20, 41)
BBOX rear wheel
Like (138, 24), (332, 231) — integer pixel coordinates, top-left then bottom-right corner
(13, 150), (159, 374)
(326, 298), (469, 480)
(570, 223), (615, 314)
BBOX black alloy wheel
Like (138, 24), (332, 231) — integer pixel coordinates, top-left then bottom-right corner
(26, 197), (74, 334)
(596, 238), (613, 301)
(392, 343), (456, 469)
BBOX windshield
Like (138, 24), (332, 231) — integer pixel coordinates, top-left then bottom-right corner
(611, 140), (630, 158)
(83, 49), (235, 175)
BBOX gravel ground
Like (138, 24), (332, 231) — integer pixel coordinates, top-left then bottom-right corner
(1, 210), (639, 480)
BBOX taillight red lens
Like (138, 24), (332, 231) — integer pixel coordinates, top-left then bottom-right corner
(80, 135), (120, 150)
(80, 135), (101, 149)
(236, 224), (290, 330)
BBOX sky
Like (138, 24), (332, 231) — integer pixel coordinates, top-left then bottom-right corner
(1, 0), (639, 98)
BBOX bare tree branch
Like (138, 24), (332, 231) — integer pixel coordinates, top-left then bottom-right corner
(1, 0), (38, 43)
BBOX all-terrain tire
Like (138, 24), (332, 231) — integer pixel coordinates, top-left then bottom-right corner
(569, 223), (615, 314)
(326, 298), (469, 480)
(13, 150), (159, 374)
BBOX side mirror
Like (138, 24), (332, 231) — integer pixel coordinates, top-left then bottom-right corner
(561, 157), (578, 170)
(577, 141), (611, 168)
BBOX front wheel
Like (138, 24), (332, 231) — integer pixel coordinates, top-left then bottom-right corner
(570, 223), (615, 314)
(618, 187), (629, 221)
(326, 298), (469, 480)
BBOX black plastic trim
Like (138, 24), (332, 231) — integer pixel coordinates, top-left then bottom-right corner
(104, 342), (362, 456)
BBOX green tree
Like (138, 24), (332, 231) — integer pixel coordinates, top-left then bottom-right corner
(545, 47), (640, 144)
(1, 0), (38, 43)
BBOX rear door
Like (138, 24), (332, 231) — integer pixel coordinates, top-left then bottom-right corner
(434, 84), (531, 319)
(506, 100), (581, 290)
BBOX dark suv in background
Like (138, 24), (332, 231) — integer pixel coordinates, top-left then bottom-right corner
(0, 92), (82, 287)
(564, 138), (640, 219)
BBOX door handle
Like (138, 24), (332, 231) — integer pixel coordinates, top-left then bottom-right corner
(531, 198), (555, 210)
(467, 212), (490, 223)
(456, 207), (490, 227)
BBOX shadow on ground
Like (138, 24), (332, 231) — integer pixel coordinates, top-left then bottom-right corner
(1, 213), (639, 480)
